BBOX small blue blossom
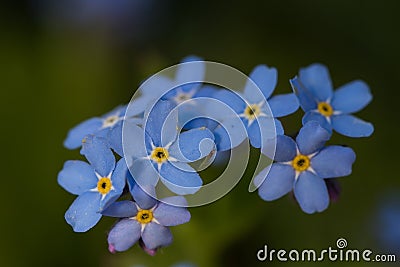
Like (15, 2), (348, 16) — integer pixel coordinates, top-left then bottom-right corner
(139, 55), (205, 103)
(290, 63), (374, 137)
(137, 56), (213, 128)
(212, 64), (299, 148)
(103, 185), (191, 252)
(161, 55), (205, 103)
(374, 192), (400, 255)
(123, 100), (215, 195)
(64, 105), (127, 150)
(256, 121), (356, 214)
(58, 135), (127, 232)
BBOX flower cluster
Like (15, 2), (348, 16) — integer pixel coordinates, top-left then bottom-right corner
(58, 57), (373, 255)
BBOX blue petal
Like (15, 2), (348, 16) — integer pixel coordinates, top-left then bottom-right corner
(183, 117), (218, 131)
(125, 94), (154, 117)
(212, 123), (231, 151)
(142, 222), (173, 249)
(80, 135), (115, 177)
(213, 117), (247, 151)
(107, 219), (141, 252)
(131, 184), (158, 210)
(169, 128), (215, 162)
(331, 80), (372, 114)
(274, 118), (284, 135)
(181, 55), (203, 63)
(273, 135), (297, 162)
(160, 196), (188, 206)
(294, 171), (329, 214)
(302, 111), (332, 133)
(144, 100), (178, 146)
(58, 160), (98, 195)
(194, 85), (218, 97)
(64, 118), (102, 149)
(65, 191), (102, 232)
(248, 117), (281, 149)
(258, 163), (295, 201)
(160, 162), (203, 195)
(108, 121), (123, 156)
(268, 93), (299, 117)
(246, 119), (262, 149)
(139, 76), (175, 100)
(176, 56), (205, 86)
(296, 121), (331, 155)
(101, 105), (126, 119)
(111, 158), (128, 192)
(211, 89), (246, 115)
(129, 158), (159, 187)
(162, 86), (182, 100)
(122, 121), (148, 159)
(244, 65), (277, 100)
(298, 63), (334, 102)
(290, 77), (317, 112)
(154, 197), (191, 226)
(331, 114), (374, 137)
(311, 146), (356, 178)
(100, 190), (123, 212)
(102, 201), (138, 218)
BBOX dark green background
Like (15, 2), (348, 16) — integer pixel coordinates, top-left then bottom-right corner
(1, 1), (399, 266)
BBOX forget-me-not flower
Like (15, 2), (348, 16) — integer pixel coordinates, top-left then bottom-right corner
(212, 64), (299, 148)
(290, 63), (374, 137)
(64, 105), (127, 150)
(256, 121), (356, 214)
(58, 135), (127, 232)
(140, 55), (205, 101)
(123, 100), (215, 195)
(103, 185), (190, 252)
(137, 56), (215, 128)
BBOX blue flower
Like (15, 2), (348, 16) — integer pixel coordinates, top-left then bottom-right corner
(160, 55), (205, 103)
(58, 135), (127, 232)
(137, 56), (213, 128)
(212, 64), (299, 148)
(256, 121), (356, 214)
(64, 105), (127, 150)
(103, 185), (191, 252)
(290, 63), (374, 137)
(375, 192), (400, 255)
(139, 55), (205, 103)
(123, 100), (215, 195)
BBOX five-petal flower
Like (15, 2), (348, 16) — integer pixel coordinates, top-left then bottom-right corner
(256, 121), (356, 214)
(64, 105), (127, 150)
(290, 63), (374, 137)
(123, 100), (215, 195)
(58, 135), (127, 232)
(212, 64), (299, 148)
(103, 185), (190, 252)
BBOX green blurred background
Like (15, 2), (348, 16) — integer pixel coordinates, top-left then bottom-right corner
(1, 0), (399, 266)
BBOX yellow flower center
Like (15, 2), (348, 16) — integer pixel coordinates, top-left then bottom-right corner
(136, 209), (153, 224)
(292, 154), (310, 172)
(97, 177), (112, 194)
(244, 104), (261, 120)
(151, 147), (169, 164)
(317, 102), (333, 117)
